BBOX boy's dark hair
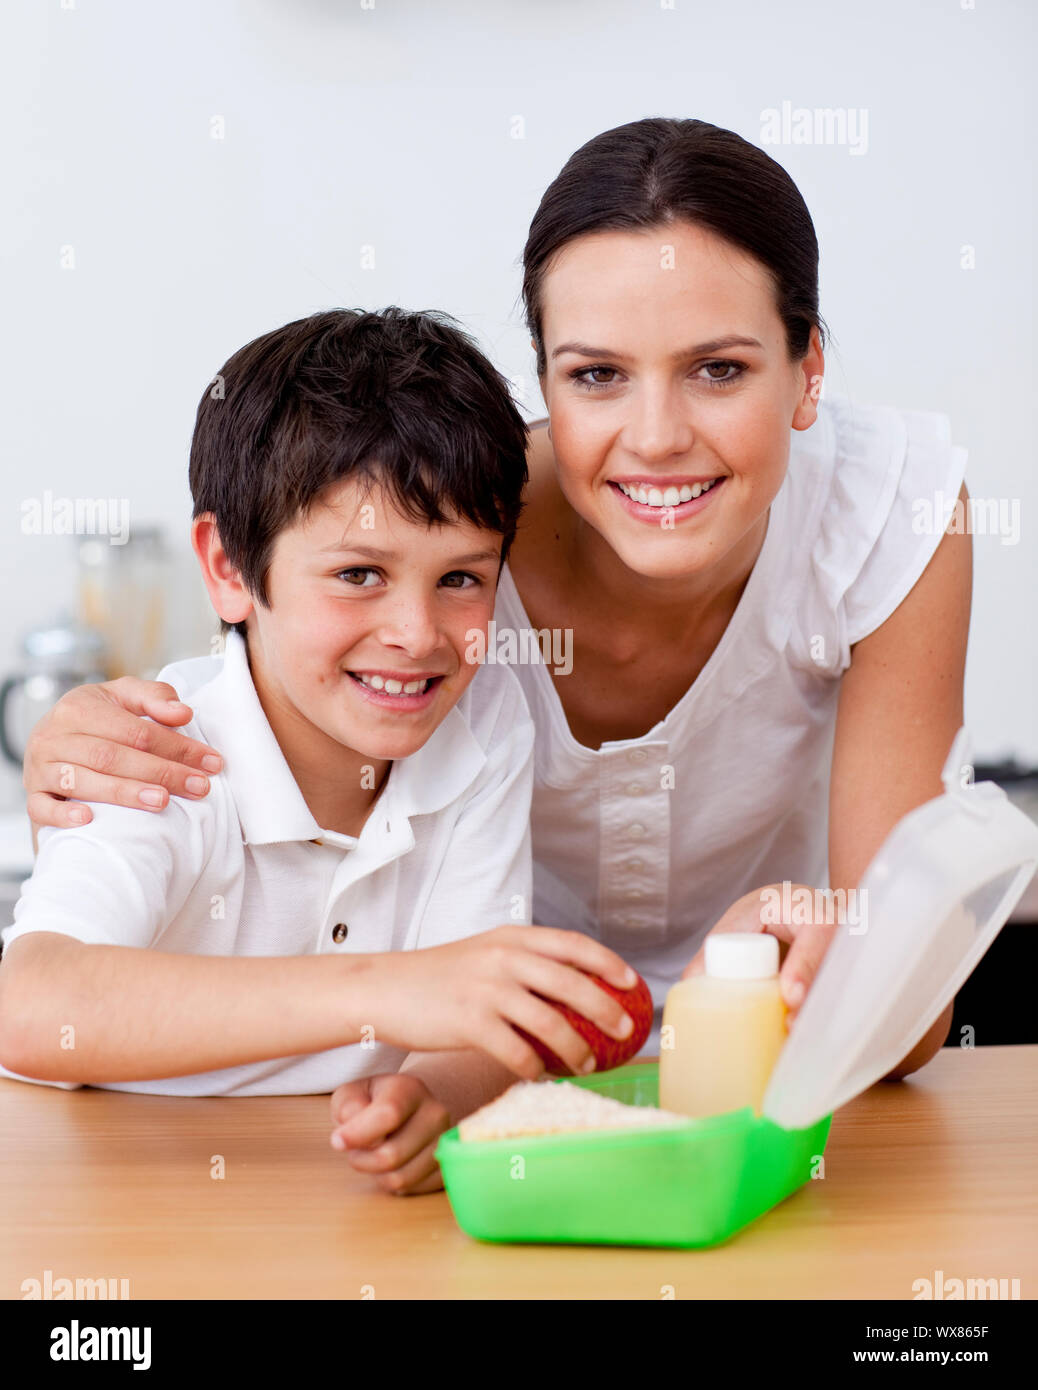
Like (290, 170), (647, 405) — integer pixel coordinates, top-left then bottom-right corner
(189, 307), (529, 638)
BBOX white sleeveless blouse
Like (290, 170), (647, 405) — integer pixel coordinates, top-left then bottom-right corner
(494, 395), (968, 1033)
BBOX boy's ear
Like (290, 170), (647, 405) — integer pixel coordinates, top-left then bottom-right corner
(191, 516), (253, 626)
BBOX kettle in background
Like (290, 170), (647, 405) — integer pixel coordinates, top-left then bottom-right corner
(0, 617), (108, 768)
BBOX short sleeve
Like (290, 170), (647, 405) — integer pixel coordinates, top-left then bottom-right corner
(0, 797), (213, 1091)
(0, 795), (210, 954)
(794, 398), (968, 674)
(842, 407), (968, 646)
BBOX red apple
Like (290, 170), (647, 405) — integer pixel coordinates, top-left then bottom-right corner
(517, 971), (655, 1074)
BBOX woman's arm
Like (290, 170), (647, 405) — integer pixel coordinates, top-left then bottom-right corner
(827, 482), (973, 1077)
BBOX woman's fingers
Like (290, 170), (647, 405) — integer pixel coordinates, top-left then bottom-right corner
(36, 683), (222, 777)
(27, 730), (223, 818)
(102, 678), (197, 723)
(25, 791), (93, 831)
(780, 923), (835, 1017)
(27, 750), (212, 811)
(681, 888), (772, 977)
(680, 883), (839, 1019)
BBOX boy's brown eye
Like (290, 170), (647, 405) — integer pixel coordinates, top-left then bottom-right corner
(441, 572), (478, 589)
(337, 567), (380, 586)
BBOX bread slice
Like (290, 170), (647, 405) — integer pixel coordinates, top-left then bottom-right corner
(458, 1080), (690, 1142)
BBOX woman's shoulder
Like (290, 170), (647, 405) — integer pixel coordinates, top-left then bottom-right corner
(788, 394), (968, 672)
(509, 420), (574, 597)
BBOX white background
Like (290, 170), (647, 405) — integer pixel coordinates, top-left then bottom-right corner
(1, 0), (1034, 813)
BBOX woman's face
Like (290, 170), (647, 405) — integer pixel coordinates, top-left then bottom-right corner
(537, 220), (823, 582)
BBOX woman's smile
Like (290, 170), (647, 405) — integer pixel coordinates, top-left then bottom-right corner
(607, 474), (727, 522)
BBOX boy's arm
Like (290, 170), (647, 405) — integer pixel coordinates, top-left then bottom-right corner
(1, 791), (389, 1084)
(397, 1047), (518, 1127)
(0, 930), (382, 1083)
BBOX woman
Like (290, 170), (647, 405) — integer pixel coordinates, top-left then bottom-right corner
(21, 118), (970, 1077)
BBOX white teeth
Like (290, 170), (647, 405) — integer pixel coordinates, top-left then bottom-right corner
(355, 673), (429, 696)
(616, 479), (721, 507)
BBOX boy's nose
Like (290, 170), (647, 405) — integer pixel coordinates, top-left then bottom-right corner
(374, 599), (442, 658)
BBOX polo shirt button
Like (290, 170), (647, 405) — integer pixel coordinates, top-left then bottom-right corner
(626, 783), (645, 796)
(627, 823), (647, 837)
(627, 887), (644, 899)
(627, 858), (644, 872)
(627, 748), (649, 764)
(332, 923), (349, 944)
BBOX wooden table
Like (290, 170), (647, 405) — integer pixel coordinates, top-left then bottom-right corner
(2, 1047), (1035, 1300)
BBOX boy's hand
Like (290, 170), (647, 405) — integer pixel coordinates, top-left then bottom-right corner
(329, 1073), (450, 1195)
(367, 924), (639, 1080)
(681, 883), (835, 1029)
(23, 678), (223, 830)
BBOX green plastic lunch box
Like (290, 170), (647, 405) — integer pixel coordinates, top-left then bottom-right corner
(437, 729), (1038, 1248)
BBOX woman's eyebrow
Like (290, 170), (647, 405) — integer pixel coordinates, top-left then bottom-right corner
(551, 334), (763, 360)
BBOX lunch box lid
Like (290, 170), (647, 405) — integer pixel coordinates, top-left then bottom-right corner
(762, 728), (1038, 1129)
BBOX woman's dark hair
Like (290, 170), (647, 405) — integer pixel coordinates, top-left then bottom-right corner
(189, 307), (529, 637)
(522, 117), (829, 375)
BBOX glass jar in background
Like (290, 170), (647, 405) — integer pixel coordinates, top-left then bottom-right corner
(78, 527), (169, 679)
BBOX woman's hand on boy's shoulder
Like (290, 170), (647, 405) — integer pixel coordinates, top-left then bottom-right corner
(23, 678), (223, 831)
(329, 1072), (450, 1195)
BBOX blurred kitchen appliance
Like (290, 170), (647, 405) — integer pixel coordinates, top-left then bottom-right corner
(0, 617), (108, 768)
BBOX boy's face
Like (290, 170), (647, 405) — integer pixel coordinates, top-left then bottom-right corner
(243, 475), (503, 762)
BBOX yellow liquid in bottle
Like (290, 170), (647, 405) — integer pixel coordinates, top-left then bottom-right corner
(659, 975), (788, 1117)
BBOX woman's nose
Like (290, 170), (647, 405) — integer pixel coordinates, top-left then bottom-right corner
(621, 381), (694, 464)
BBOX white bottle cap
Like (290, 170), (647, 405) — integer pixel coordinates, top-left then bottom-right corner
(705, 932), (779, 980)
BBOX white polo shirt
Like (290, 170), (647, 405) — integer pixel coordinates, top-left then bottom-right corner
(0, 630), (534, 1095)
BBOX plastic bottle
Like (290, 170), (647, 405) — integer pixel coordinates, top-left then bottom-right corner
(659, 932), (788, 1117)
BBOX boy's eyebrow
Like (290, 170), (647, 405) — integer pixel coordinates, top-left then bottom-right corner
(319, 542), (502, 565)
(551, 334), (764, 361)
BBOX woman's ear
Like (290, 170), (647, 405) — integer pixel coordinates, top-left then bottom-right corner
(791, 326), (826, 431)
(191, 516), (253, 626)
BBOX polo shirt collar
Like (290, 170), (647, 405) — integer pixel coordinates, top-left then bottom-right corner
(189, 630), (486, 847)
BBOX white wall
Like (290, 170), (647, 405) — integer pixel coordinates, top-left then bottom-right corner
(1, 0), (1034, 813)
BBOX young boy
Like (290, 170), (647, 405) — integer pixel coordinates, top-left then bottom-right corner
(0, 307), (637, 1195)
